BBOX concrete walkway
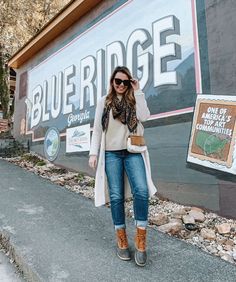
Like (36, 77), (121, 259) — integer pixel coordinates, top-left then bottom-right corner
(0, 158), (236, 282)
(0, 251), (24, 281)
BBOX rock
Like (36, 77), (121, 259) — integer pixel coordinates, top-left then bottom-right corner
(218, 250), (227, 257)
(50, 175), (60, 182)
(233, 251), (236, 261)
(221, 254), (234, 264)
(200, 228), (216, 240)
(63, 173), (77, 180)
(224, 239), (234, 247)
(179, 230), (190, 239)
(223, 245), (233, 252)
(188, 210), (205, 222)
(191, 207), (204, 213)
(150, 213), (169, 226)
(230, 225), (236, 233)
(40, 166), (51, 172)
(172, 208), (187, 219)
(206, 245), (218, 254)
(169, 218), (182, 224)
(216, 223), (231, 234)
(216, 237), (227, 245)
(157, 219), (183, 235)
(182, 215), (195, 224)
(46, 163), (55, 169)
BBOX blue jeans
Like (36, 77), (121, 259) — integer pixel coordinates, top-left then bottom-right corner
(105, 150), (149, 229)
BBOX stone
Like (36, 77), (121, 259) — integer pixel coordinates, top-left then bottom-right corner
(150, 213), (169, 226)
(46, 163), (55, 169)
(216, 237), (227, 245)
(50, 175), (60, 182)
(230, 225), (236, 233)
(172, 208), (187, 219)
(218, 250), (227, 257)
(40, 166), (51, 172)
(63, 173), (77, 180)
(182, 215), (195, 224)
(221, 254), (234, 264)
(169, 218), (183, 224)
(206, 245), (218, 254)
(157, 219), (183, 235)
(188, 210), (205, 222)
(200, 228), (216, 240)
(233, 251), (236, 261)
(190, 207), (204, 213)
(224, 239), (234, 247)
(216, 223), (231, 234)
(223, 245), (233, 252)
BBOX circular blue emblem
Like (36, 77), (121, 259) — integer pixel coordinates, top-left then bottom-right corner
(44, 127), (60, 161)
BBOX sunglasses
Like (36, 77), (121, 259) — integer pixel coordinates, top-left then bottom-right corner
(114, 78), (131, 87)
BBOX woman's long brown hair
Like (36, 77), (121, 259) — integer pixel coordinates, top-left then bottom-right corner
(105, 66), (136, 108)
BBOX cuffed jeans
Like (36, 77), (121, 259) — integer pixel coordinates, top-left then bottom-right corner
(105, 150), (149, 229)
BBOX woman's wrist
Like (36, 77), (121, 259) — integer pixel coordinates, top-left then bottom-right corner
(134, 89), (143, 96)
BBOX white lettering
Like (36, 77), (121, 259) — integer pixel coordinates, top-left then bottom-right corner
(80, 56), (96, 110)
(153, 16), (181, 87)
(42, 81), (50, 121)
(63, 65), (76, 115)
(31, 85), (42, 128)
(51, 72), (63, 119)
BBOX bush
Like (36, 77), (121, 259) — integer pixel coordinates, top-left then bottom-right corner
(22, 154), (42, 165)
(36, 160), (47, 166)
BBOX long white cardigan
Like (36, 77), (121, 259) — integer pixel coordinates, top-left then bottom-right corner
(90, 90), (157, 207)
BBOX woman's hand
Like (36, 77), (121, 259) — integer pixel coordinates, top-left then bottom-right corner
(89, 155), (97, 169)
(130, 78), (140, 91)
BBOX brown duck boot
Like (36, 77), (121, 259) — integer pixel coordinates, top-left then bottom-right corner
(134, 227), (147, 266)
(116, 228), (131, 261)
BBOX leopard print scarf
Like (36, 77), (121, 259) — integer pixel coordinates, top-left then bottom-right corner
(102, 96), (137, 133)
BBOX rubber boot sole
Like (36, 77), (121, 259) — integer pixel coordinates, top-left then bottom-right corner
(116, 250), (131, 261)
(134, 251), (147, 267)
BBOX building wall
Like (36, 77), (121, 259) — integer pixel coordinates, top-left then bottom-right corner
(13, 0), (236, 218)
(203, 0), (236, 218)
(13, 0), (118, 139)
(205, 0), (236, 95)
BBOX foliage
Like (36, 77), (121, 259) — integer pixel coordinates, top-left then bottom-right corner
(0, 139), (28, 157)
(88, 178), (95, 187)
(22, 153), (42, 165)
(49, 167), (68, 174)
(36, 160), (47, 166)
(77, 172), (85, 181)
(0, 50), (9, 118)
(0, 0), (71, 118)
(0, 0), (71, 57)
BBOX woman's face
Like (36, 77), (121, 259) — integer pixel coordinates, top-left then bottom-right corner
(113, 71), (130, 95)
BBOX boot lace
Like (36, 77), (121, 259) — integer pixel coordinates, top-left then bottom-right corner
(137, 233), (146, 250)
(117, 230), (128, 248)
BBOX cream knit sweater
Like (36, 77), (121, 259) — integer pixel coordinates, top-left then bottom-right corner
(90, 89), (150, 156)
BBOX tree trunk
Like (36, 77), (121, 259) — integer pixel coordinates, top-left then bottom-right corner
(0, 48), (10, 119)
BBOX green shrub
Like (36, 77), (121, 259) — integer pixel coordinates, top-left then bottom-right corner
(36, 160), (46, 166)
(22, 154), (41, 165)
(77, 172), (85, 181)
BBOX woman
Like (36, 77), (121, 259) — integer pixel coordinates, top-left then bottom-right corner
(89, 66), (156, 267)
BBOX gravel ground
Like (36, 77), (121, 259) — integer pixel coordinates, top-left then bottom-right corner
(4, 153), (236, 267)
